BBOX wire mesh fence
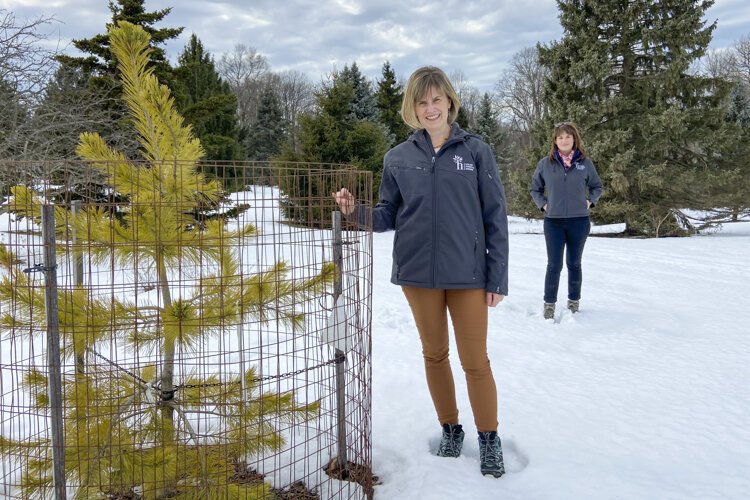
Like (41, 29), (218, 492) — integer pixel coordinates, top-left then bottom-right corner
(0, 160), (374, 499)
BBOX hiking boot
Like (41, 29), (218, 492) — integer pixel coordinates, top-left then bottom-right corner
(567, 299), (580, 313)
(543, 302), (555, 319)
(478, 431), (505, 478)
(436, 423), (464, 457)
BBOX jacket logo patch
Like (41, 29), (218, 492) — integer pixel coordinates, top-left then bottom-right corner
(453, 155), (474, 171)
(576, 163), (585, 170)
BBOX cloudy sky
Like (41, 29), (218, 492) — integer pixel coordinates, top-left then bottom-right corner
(4, 0), (750, 91)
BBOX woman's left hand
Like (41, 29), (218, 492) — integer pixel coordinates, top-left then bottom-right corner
(486, 292), (504, 307)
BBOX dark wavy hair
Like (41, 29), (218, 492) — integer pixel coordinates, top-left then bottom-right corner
(548, 122), (587, 160)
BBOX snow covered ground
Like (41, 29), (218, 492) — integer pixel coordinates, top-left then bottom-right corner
(2, 194), (748, 499)
(370, 218), (750, 500)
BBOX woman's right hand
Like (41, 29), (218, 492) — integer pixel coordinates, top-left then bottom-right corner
(332, 188), (355, 215)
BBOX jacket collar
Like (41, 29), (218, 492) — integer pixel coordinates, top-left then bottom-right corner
(407, 123), (473, 150)
(554, 149), (582, 168)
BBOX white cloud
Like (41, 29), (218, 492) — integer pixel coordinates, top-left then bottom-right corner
(3, 0), (750, 91)
(333, 0), (362, 16)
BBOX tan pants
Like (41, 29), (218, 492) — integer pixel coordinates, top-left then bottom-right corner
(402, 286), (498, 432)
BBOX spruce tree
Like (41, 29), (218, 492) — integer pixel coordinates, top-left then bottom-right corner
(246, 85), (287, 161)
(536, 0), (740, 236)
(55, 0), (182, 84)
(375, 61), (409, 144)
(172, 34), (244, 163)
(473, 93), (504, 154)
(53, 0), (184, 160)
(456, 105), (472, 131)
(339, 62), (379, 121)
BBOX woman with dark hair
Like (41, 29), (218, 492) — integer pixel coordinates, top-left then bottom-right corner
(333, 66), (509, 477)
(530, 122), (603, 320)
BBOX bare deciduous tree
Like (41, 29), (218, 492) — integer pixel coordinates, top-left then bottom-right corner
(0, 10), (130, 193)
(495, 46), (549, 135)
(273, 70), (314, 152)
(734, 34), (750, 85)
(700, 47), (738, 79)
(217, 44), (270, 130)
(0, 9), (57, 105)
(449, 69), (481, 127)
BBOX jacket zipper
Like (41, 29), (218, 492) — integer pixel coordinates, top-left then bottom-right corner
(431, 154), (437, 288)
(410, 132), (465, 288)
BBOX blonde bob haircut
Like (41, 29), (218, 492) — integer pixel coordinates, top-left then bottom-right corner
(549, 121), (587, 160)
(401, 66), (461, 130)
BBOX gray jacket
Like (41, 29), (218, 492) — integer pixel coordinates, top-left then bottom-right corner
(356, 124), (509, 294)
(530, 155), (604, 218)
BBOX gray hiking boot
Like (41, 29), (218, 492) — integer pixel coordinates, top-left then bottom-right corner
(478, 431), (505, 478)
(436, 423), (464, 457)
(543, 302), (555, 319)
(567, 299), (580, 313)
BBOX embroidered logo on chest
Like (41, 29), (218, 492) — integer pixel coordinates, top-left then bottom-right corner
(453, 155), (474, 171)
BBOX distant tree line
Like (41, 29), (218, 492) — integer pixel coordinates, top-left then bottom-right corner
(1, 0), (748, 236)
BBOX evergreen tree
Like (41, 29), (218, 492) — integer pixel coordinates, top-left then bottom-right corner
(295, 72), (389, 179)
(724, 83), (750, 220)
(375, 61), (409, 144)
(172, 34), (244, 164)
(339, 62), (379, 121)
(52, 0), (184, 162)
(279, 71), (390, 224)
(0, 79), (28, 162)
(536, 0), (740, 236)
(0, 22), (328, 497)
(727, 83), (750, 126)
(456, 105), (472, 131)
(55, 0), (182, 84)
(473, 93), (504, 153)
(246, 85), (287, 161)
(30, 65), (138, 159)
(473, 92), (520, 211)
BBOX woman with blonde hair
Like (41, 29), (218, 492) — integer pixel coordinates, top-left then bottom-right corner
(530, 122), (603, 320)
(334, 66), (508, 477)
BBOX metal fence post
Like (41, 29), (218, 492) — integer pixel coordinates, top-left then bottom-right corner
(71, 200), (85, 375)
(71, 200), (83, 287)
(41, 205), (67, 499)
(332, 211), (348, 471)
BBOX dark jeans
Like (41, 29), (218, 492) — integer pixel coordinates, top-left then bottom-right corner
(543, 216), (591, 303)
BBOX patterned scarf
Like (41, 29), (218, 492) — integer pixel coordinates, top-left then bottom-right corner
(559, 150), (574, 168)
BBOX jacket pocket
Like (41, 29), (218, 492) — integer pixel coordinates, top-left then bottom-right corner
(395, 162), (431, 196)
(393, 229), (400, 278)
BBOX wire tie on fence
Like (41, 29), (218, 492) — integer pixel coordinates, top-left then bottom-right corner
(23, 263), (57, 274)
(335, 351), (347, 364)
(160, 389), (176, 401)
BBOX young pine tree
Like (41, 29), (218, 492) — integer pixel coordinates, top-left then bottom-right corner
(0, 22), (331, 498)
(536, 0), (741, 236)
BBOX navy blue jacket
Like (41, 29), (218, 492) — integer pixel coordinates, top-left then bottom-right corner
(530, 153), (604, 218)
(357, 124), (509, 294)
